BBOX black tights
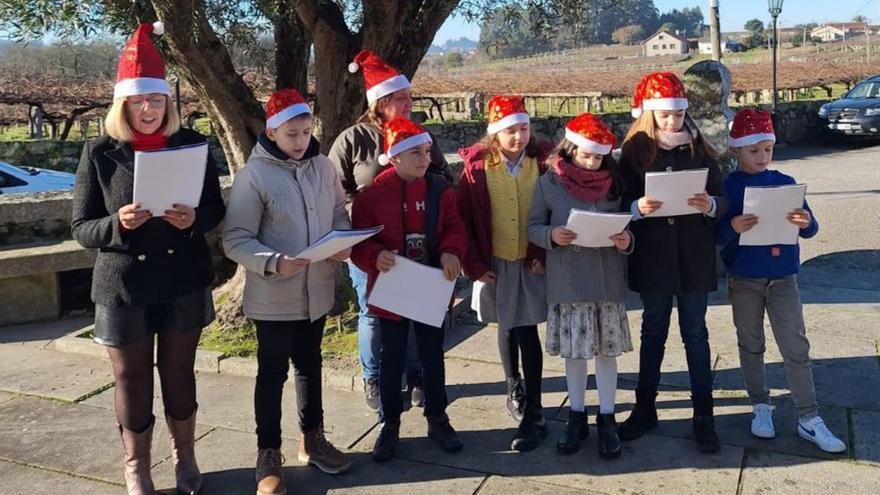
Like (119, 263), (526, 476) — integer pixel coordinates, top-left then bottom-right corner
(498, 325), (543, 404)
(107, 329), (201, 432)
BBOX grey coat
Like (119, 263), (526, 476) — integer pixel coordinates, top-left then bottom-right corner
(222, 139), (350, 322)
(527, 170), (632, 305)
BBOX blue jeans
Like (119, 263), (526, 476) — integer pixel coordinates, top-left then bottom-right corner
(348, 263), (420, 382)
(636, 292), (714, 405)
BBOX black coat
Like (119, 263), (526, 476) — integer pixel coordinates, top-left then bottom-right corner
(620, 139), (724, 295)
(71, 129), (225, 306)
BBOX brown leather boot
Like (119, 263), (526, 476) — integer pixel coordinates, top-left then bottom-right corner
(256, 448), (286, 495)
(165, 407), (202, 494)
(298, 426), (351, 474)
(119, 417), (155, 495)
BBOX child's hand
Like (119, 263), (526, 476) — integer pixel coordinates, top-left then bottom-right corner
(787, 208), (812, 229)
(529, 259), (545, 275)
(688, 192), (713, 214)
(329, 247), (351, 262)
(637, 196), (663, 215)
(376, 250), (396, 273)
(551, 227), (577, 246)
(478, 271), (497, 283)
(610, 231), (632, 251)
(440, 253), (461, 281)
(277, 255), (310, 276)
(731, 214), (759, 233)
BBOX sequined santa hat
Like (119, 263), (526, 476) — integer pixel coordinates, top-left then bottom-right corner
(630, 72), (689, 119)
(113, 22), (170, 100)
(378, 117), (432, 166)
(348, 50), (411, 104)
(565, 113), (617, 155)
(265, 88), (311, 129)
(486, 95), (530, 135)
(729, 108), (776, 147)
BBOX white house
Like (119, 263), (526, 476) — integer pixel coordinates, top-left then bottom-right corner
(697, 38), (744, 54)
(642, 30), (689, 57)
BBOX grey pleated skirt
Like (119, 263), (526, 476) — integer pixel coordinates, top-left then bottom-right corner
(473, 257), (547, 330)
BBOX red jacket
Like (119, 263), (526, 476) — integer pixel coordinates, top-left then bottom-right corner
(351, 167), (468, 321)
(456, 142), (553, 281)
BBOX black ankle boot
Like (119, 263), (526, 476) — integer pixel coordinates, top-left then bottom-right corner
(372, 419), (400, 463)
(597, 413), (622, 459)
(511, 398), (548, 452)
(693, 397), (720, 454)
(427, 414), (463, 453)
(505, 377), (525, 422)
(556, 409), (588, 455)
(618, 392), (658, 441)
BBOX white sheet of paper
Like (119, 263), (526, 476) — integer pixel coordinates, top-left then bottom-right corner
(368, 255), (455, 328)
(295, 226), (383, 262)
(470, 280), (497, 323)
(644, 168), (709, 217)
(133, 143), (208, 217)
(740, 184), (807, 246)
(565, 209), (632, 248)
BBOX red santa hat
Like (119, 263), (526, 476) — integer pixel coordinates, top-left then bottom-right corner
(564, 113), (617, 155)
(631, 72), (689, 119)
(378, 117), (432, 166)
(265, 88), (311, 129)
(113, 22), (170, 100)
(486, 95), (530, 135)
(729, 108), (776, 147)
(348, 50), (411, 104)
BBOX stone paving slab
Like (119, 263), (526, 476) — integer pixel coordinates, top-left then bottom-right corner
(0, 396), (209, 484)
(477, 475), (606, 495)
(739, 450), (880, 495)
(0, 345), (114, 402)
(0, 459), (121, 495)
(852, 409), (880, 465)
(353, 402), (743, 494)
(0, 390), (17, 404)
(0, 314), (93, 349)
(82, 369), (379, 450)
(154, 427), (486, 495)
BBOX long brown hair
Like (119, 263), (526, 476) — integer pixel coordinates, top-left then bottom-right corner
(550, 138), (622, 200)
(621, 110), (717, 173)
(356, 94), (393, 131)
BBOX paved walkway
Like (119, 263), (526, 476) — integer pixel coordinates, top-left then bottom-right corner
(1, 143), (878, 494)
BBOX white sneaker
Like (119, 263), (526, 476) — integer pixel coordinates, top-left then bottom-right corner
(750, 404), (776, 439)
(798, 416), (847, 453)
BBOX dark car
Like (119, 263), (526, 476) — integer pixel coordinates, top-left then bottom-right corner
(0, 161), (75, 195)
(818, 76), (880, 138)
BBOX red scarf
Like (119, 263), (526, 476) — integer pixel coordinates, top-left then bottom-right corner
(553, 156), (612, 203)
(131, 130), (168, 152)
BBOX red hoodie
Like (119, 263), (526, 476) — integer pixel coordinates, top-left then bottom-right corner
(351, 167), (467, 321)
(456, 141), (553, 281)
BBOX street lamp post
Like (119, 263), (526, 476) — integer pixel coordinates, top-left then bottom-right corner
(768, 0), (784, 111)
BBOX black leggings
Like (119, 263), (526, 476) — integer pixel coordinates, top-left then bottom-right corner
(254, 317), (325, 449)
(107, 329), (201, 432)
(498, 325), (543, 404)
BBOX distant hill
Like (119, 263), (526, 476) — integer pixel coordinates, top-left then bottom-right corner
(428, 37), (477, 55)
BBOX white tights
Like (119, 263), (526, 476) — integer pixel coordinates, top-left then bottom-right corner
(564, 356), (618, 414)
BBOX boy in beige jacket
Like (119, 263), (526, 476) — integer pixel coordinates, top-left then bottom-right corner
(223, 89), (351, 495)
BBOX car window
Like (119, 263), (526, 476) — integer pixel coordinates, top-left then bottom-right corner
(847, 82), (879, 99)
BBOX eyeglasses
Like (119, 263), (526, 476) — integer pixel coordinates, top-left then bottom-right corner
(127, 96), (167, 109)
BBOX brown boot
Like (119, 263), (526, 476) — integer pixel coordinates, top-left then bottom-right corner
(119, 417), (155, 495)
(165, 407), (202, 494)
(298, 426), (351, 474)
(256, 448), (286, 495)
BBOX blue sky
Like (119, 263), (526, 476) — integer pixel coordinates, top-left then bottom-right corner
(433, 0), (880, 44)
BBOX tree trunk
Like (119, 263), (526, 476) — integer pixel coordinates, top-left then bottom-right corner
(271, 2), (311, 94)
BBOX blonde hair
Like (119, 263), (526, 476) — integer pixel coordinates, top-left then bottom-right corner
(104, 95), (181, 142)
(357, 94), (393, 131)
(621, 109), (716, 173)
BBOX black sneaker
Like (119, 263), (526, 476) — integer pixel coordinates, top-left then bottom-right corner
(372, 420), (400, 463)
(364, 378), (380, 412)
(427, 415), (463, 453)
(556, 409), (588, 455)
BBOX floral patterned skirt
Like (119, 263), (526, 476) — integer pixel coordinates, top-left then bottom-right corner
(546, 301), (633, 359)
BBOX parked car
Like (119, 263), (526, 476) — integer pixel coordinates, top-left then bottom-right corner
(818, 76), (880, 138)
(0, 161), (75, 195)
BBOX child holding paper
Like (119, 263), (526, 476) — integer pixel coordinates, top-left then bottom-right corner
(457, 95), (552, 452)
(527, 113), (634, 459)
(717, 108), (845, 453)
(223, 89), (352, 495)
(618, 72), (724, 453)
(350, 117), (467, 463)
